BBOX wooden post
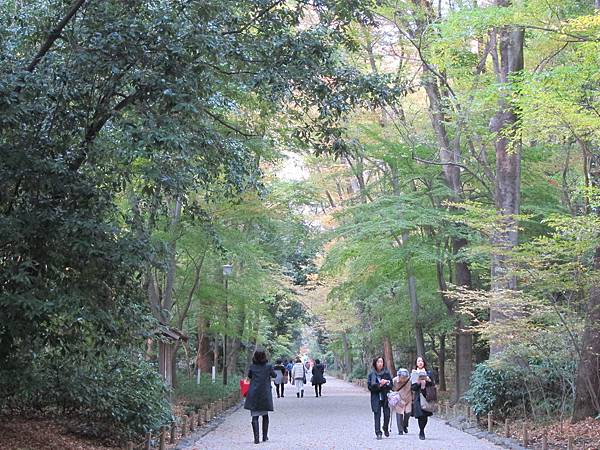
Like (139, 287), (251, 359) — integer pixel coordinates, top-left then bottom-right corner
(159, 426), (166, 450)
(453, 404), (458, 417)
(182, 415), (188, 437)
(198, 410), (203, 426)
(445, 402), (449, 417)
(541, 430), (548, 450)
(170, 421), (176, 444)
(522, 422), (528, 448)
(145, 432), (151, 450)
(189, 413), (195, 432)
(126, 443), (134, 450)
(567, 436), (574, 450)
(487, 412), (493, 432)
(505, 418), (510, 438)
(466, 405), (471, 422)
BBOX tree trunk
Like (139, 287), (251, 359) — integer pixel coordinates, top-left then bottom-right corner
(342, 333), (352, 375)
(438, 334), (447, 391)
(403, 232), (426, 357)
(572, 246), (600, 420)
(383, 336), (397, 375)
(197, 317), (212, 373)
(489, 9), (524, 356)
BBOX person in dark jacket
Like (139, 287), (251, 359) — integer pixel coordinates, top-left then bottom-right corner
(367, 356), (393, 440)
(311, 359), (326, 397)
(410, 355), (435, 440)
(273, 359), (286, 398)
(244, 349), (276, 444)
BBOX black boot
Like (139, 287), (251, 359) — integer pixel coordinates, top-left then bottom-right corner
(296, 392), (299, 398)
(301, 390), (304, 398)
(262, 415), (269, 442)
(403, 413), (409, 434)
(251, 417), (260, 444)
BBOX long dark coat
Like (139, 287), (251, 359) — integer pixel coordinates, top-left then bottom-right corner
(311, 363), (326, 385)
(367, 368), (393, 413)
(411, 370), (434, 418)
(244, 362), (276, 412)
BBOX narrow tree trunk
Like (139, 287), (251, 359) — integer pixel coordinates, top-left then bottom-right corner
(383, 336), (397, 375)
(403, 232), (426, 357)
(489, 11), (524, 356)
(342, 333), (352, 375)
(438, 334), (447, 391)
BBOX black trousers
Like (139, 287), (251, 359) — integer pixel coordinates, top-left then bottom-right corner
(314, 383), (322, 396)
(373, 400), (390, 435)
(418, 416), (428, 433)
(275, 383), (285, 397)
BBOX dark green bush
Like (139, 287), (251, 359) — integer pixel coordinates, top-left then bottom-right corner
(465, 353), (576, 419)
(2, 350), (172, 440)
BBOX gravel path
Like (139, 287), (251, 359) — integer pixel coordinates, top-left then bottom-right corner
(181, 376), (502, 450)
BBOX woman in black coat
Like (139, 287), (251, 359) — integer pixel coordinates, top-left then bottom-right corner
(410, 355), (435, 440)
(311, 359), (326, 397)
(244, 349), (276, 444)
(367, 356), (393, 440)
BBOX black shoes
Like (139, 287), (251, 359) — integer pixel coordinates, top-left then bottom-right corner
(296, 392), (299, 398)
(419, 431), (426, 440)
(376, 433), (382, 440)
(384, 429), (389, 437)
(301, 390), (304, 398)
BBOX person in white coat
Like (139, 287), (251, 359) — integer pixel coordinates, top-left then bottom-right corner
(291, 357), (306, 398)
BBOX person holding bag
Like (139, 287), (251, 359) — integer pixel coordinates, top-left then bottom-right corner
(390, 368), (412, 435)
(367, 356), (393, 440)
(273, 359), (286, 398)
(411, 356), (436, 440)
(244, 349), (276, 444)
(291, 357), (306, 398)
(311, 358), (326, 397)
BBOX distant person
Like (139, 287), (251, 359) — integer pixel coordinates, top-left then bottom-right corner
(244, 349), (276, 444)
(411, 356), (435, 440)
(273, 359), (286, 398)
(367, 356), (393, 440)
(291, 357), (306, 398)
(311, 359), (326, 397)
(391, 368), (412, 435)
(285, 358), (294, 383)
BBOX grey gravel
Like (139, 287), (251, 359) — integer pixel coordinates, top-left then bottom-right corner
(180, 376), (503, 450)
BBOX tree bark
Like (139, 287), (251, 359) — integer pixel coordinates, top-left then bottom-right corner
(383, 336), (397, 375)
(572, 246), (600, 420)
(342, 333), (353, 374)
(489, 7), (524, 355)
(438, 334), (447, 391)
(196, 317), (212, 373)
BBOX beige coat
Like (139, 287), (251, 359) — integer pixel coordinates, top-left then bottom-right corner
(391, 375), (413, 414)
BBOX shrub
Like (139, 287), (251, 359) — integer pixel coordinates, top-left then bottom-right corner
(466, 352), (576, 419)
(175, 373), (239, 414)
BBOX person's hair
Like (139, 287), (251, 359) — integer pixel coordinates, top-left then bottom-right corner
(295, 356), (301, 363)
(253, 349), (268, 364)
(372, 356), (385, 370)
(275, 358), (282, 364)
(315, 359), (321, 365)
(414, 355), (428, 371)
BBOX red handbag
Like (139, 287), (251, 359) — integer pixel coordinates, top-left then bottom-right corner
(240, 378), (250, 397)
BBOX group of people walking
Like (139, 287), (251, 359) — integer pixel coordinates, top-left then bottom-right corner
(368, 355), (435, 440)
(243, 349), (435, 445)
(243, 351), (326, 444)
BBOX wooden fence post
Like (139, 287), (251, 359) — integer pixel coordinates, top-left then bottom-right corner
(170, 421), (176, 444)
(567, 436), (574, 450)
(144, 432), (151, 450)
(126, 442), (133, 450)
(182, 415), (188, 437)
(453, 404), (458, 417)
(487, 412), (493, 432)
(522, 422), (529, 448)
(505, 418), (510, 438)
(159, 425), (166, 450)
(445, 402), (449, 417)
(189, 413), (195, 432)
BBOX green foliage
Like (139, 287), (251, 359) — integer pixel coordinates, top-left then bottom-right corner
(466, 351), (576, 419)
(175, 374), (239, 414)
